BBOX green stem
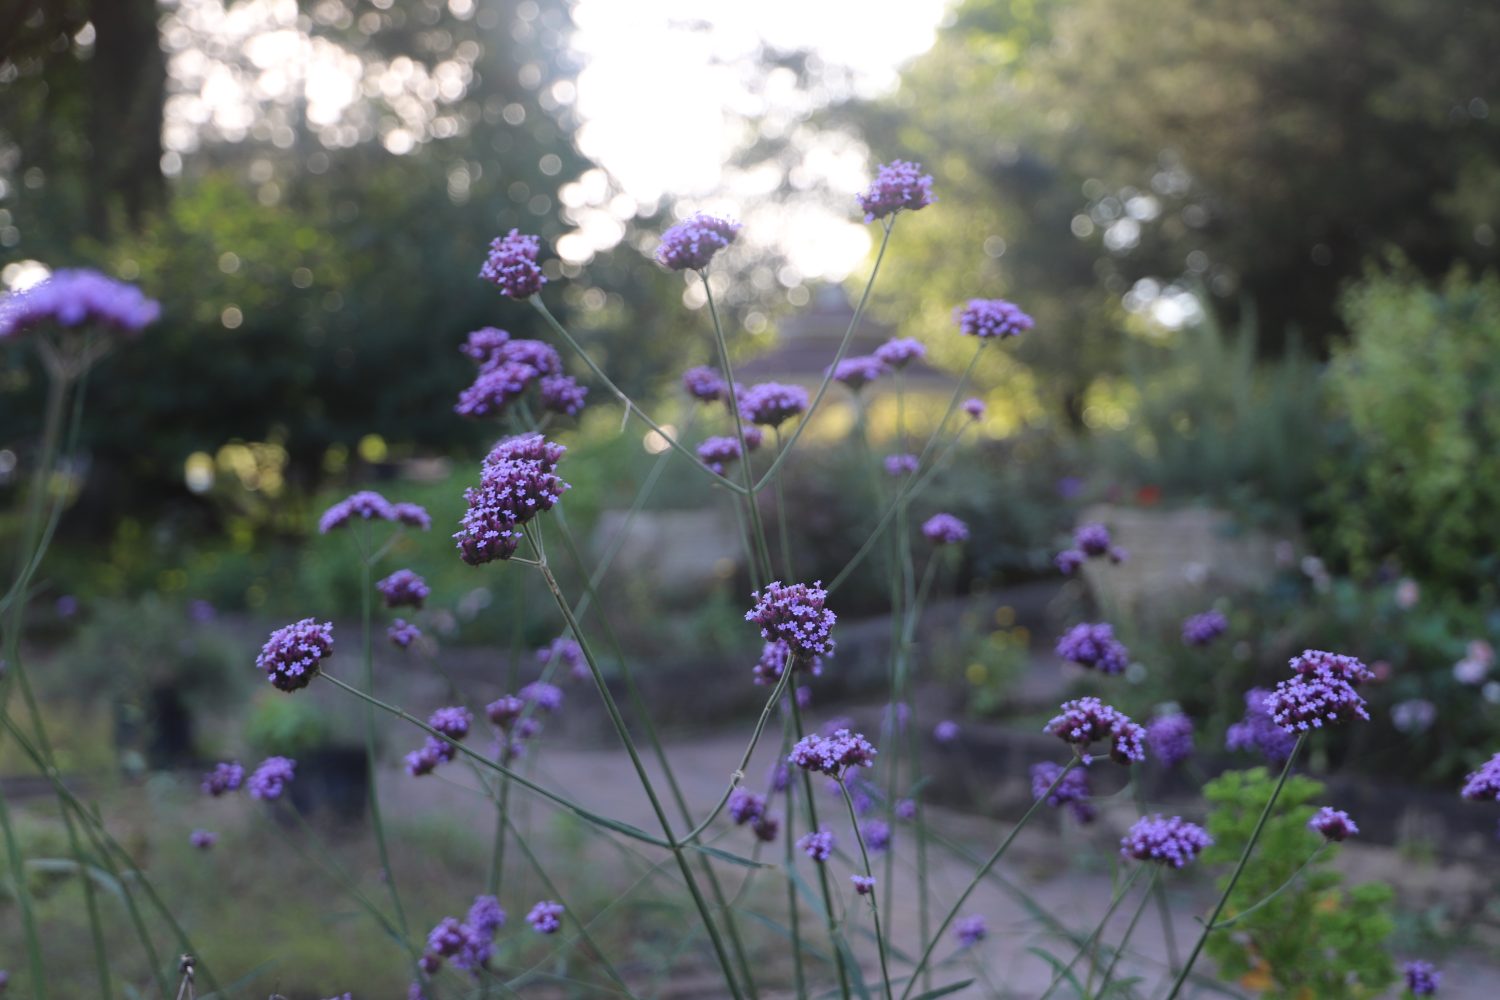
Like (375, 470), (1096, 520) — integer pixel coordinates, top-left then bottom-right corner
(790, 693), (851, 1000)
(841, 781), (893, 1000)
(783, 722), (806, 999)
(0, 788), (50, 999)
(899, 757), (1079, 1000)
(1205, 843), (1326, 930)
(1037, 865), (1146, 1000)
(753, 218), (895, 491)
(1165, 732), (1307, 1000)
(1095, 868), (1159, 998)
(772, 428), (794, 580)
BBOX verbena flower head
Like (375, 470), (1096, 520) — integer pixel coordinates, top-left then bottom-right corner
(479, 229), (546, 298)
(1289, 648), (1374, 686)
(1403, 960), (1441, 996)
(392, 502), (431, 529)
(388, 619), (420, 647)
(1044, 697), (1146, 764)
(1264, 673), (1369, 732)
(538, 637), (587, 682)
(830, 355), (887, 391)
(852, 874), (876, 895)
(430, 707), (472, 746)
(697, 436), (746, 476)
(788, 729), (877, 777)
(1030, 761), (1095, 823)
(1182, 610), (1229, 647)
(1074, 523), (1111, 557)
(656, 213), (742, 270)
(1146, 713), (1195, 768)
(896, 798), (917, 821)
(0, 268), (160, 339)
(405, 741), (443, 777)
(378, 569), (430, 609)
(539, 375), (588, 417)
(1309, 807), (1359, 841)
(428, 917), (466, 957)
(202, 761), (244, 797)
(963, 397), (986, 420)
(1108, 545), (1129, 564)
(460, 326), (511, 364)
(456, 362), (541, 418)
(728, 788), (767, 825)
(456, 436), (569, 565)
(883, 453), (919, 477)
(467, 895), (506, 936)
(1121, 815), (1213, 868)
(857, 160), (935, 222)
(190, 829), (217, 850)
(1226, 688), (1299, 763)
(957, 298), (1034, 339)
(521, 681), (564, 713)
(486, 695), (525, 728)
(1461, 753), (1500, 800)
(256, 619), (334, 692)
(526, 900), (564, 934)
(1055, 549), (1085, 575)
(746, 580), (837, 660)
(1055, 622), (1130, 675)
(753, 638), (824, 685)
(683, 365), (728, 402)
(860, 819), (891, 853)
(248, 756), (295, 800)
(319, 491), (395, 534)
(953, 914), (987, 948)
(921, 513), (969, 544)
(739, 382), (808, 427)
(875, 337), (926, 368)
(933, 719), (960, 744)
(797, 828), (835, 862)
(752, 813), (780, 842)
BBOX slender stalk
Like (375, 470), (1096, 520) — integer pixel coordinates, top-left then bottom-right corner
(0, 789), (49, 998)
(899, 757), (1079, 1000)
(754, 219), (895, 491)
(528, 533), (747, 1000)
(783, 722), (806, 998)
(488, 771), (513, 897)
(772, 428), (794, 580)
(1037, 866), (1146, 1000)
(840, 781), (893, 1000)
(790, 693), (851, 1000)
(1095, 868), (1159, 998)
(531, 296), (747, 494)
(1205, 843), (1326, 931)
(356, 528), (410, 940)
(1165, 733), (1307, 1000)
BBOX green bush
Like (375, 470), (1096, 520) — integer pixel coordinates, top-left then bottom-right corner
(1202, 768), (1396, 998)
(1321, 263), (1500, 598)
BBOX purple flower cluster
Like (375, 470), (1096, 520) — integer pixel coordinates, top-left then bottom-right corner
(1146, 713), (1195, 768)
(479, 229), (546, 298)
(1182, 610), (1228, 647)
(455, 434), (569, 564)
(527, 899), (565, 934)
(1030, 761), (1095, 823)
(830, 355), (887, 391)
(1308, 807), (1359, 841)
(746, 580), (837, 660)
(752, 639), (824, 685)
(423, 895), (507, 977)
(377, 569), (429, 609)
(683, 365), (728, 402)
(455, 327), (585, 419)
(539, 374), (588, 416)
(728, 788), (767, 826)
(921, 513), (970, 545)
(963, 397), (986, 420)
(521, 681), (564, 713)
(739, 382), (809, 427)
(388, 619), (421, 648)
(1264, 673), (1369, 732)
(697, 436), (747, 476)
(0, 269), (161, 339)
(1226, 689), (1299, 763)
(861, 819), (891, 853)
(953, 914), (987, 948)
(852, 874), (876, 895)
(190, 829), (217, 850)
(932, 719), (960, 744)
(486, 694), (541, 762)
(875, 337), (926, 368)
(319, 491), (431, 535)
(656, 214), (742, 271)
(1120, 815), (1213, 868)
(788, 729), (877, 778)
(201, 761), (244, 797)
(1404, 960), (1441, 996)
(1460, 753), (1500, 801)
(883, 453), (919, 477)
(406, 707), (472, 777)
(1055, 549), (1086, 574)
(1288, 648), (1374, 685)
(537, 637), (587, 682)
(1044, 697), (1147, 765)
(1055, 622), (1130, 675)
(857, 160), (935, 222)
(248, 757), (296, 800)
(957, 298), (1034, 340)
(1056, 522), (1125, 574)
(255, 619), (334, 692)
(797, 828), (835, 862)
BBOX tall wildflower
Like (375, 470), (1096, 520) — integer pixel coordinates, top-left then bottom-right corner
(255, 619), (334, 692)
(655, 214), (742, 271)
(857, 160), (935, 222)
(0, 269), (160, 338)
(479, 229), (546, 298)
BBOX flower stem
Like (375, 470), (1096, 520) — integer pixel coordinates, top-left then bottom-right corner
(841, 781), (894, 1000)
(789, 693), (852, 1000)
(1164, 732), (1307, 1000)
(1205, 843), (1326, 930)
(1095, 867), (1159, 998)
(1037, 865), (1146, 1000)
